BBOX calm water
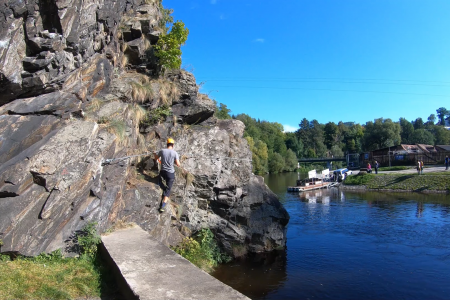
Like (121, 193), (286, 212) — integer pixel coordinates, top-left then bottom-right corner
(212, 172), (450, 300)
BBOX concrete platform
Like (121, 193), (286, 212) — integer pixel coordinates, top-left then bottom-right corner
(101, 226), (249, 300)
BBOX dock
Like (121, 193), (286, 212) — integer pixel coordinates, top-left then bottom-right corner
(287, 182), (332, 192)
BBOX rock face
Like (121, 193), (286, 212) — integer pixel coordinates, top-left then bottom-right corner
(0, 0), (289, 257)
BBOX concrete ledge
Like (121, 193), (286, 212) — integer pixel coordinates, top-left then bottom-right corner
(101, 226), (249, 300)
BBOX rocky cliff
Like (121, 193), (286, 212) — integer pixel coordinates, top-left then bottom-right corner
(0, 0), (289, 257)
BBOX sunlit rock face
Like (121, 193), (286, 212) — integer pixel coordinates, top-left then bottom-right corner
(0, 0), (288, 257)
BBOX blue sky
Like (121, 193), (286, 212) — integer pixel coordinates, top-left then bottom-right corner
(164, 0), (450, 132)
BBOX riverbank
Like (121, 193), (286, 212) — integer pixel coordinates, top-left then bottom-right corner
(343, 171), (450, 193)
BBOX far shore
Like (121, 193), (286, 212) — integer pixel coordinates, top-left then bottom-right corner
(342, 165), (450, 194)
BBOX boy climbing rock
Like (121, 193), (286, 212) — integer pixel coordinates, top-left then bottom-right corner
(154, 138), (181, 212)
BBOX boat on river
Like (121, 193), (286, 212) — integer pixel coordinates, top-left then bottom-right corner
(287, 169), (333, 192)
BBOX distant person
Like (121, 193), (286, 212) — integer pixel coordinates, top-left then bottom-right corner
(445, 156), (449, 170)
(154, 138), (181, 212)
(417, 161), (421, 175)
(374, 161), (379, 174)
(421, 160), (424, 174)
(367, 163), (372, 173)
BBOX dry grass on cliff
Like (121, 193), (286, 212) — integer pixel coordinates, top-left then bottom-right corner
(157, 79), (179, 106)
(129, 103), (148, 126)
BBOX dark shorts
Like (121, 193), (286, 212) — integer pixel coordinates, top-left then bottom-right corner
(159, 170), (175, 197)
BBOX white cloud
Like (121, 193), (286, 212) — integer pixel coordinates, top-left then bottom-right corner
(253, 38), (265, 43)
(283, 124), (297, 132)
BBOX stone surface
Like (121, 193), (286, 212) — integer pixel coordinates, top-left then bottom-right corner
(102, 226), (249, 300)
(0, 0), (288, 258)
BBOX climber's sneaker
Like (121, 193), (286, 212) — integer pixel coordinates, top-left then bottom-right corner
(159, 202), (167, 212)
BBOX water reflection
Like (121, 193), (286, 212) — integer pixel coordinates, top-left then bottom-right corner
(211, 251), (288, 299)
(212, 172), (450, 300)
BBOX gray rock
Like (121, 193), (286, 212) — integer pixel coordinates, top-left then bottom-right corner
(0, 91), (81, 117)
(0, 1), (289, 258)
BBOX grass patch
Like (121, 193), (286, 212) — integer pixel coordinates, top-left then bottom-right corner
(344, 173), (450, 192)
(378, 166), (411, 171)
(0, 252), (100, 300)
(344, 173), (376, 185)
(172, 228), (231, 273)
(0, 223), (119, 300)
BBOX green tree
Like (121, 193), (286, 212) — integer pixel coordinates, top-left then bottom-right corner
(245, 136), (268, 174)
(413, 118), (424, 130)
(432, 125), (450, 144)
(324, 122), (338, 149)
(410, 129), (435, 145)
(297, 118), (326, 157)
(330, 144), (344, 157)
(285, 132), (304, 158)
(363, 118), (401, 150)
(343, 124), (364, 153)
(399, 117), (414, 144)
(284, 149), (298, 171)
(155, 21), (189, 71)
(268, 152), (285, 173)
(436, 107), (449, 126)
(215, 102), (231, 119)
(427, 114), (436, 125)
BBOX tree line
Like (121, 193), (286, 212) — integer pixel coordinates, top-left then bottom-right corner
(215, 103), (450, 175)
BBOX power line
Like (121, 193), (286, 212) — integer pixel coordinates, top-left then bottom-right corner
(197, 77), (450, 84)
(202, 85), (450, 98)
(197, 79), (450, 88)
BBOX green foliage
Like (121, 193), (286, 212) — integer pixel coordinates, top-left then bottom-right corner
(156, 0), (174, 34)
(378, 166), (410, 171)
(436, 107), (449, 126)
(399, 117), (414, 144)
(246, 136), (269, 174)
(155, 21), (189, 71)
(432, 125), (450, 144)
(77, 222), (101, 259)
(345, 174), (450, 191)
(363, 118), (401, 150)
(0, 250), (104, 299)
(145, 105), (172, 125)
(269, 152), (285, 173)
(413, 117), (424, 130)
(214, 101), (232, 119)
(297, 118), (327, 157)
(344, 173), (376, 185)
(173, 228), (231, 272)
(410, 129), (435, 145)
(284, 149), (298, 171)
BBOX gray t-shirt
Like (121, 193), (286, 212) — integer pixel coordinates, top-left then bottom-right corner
(157, 149), (179, 173)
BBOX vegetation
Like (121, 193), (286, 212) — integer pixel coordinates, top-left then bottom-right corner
(76, 222), (102, 259)
(143, 105), (172, 125)
(155, 21), (189, 71)
(214, 101), (232, 120)
(0, 223), (116, 300)
(213, 102), (450, 175)
(378, 166), (410, 171)
(344, 173), (450, 192)
(173, 228), (231, 273)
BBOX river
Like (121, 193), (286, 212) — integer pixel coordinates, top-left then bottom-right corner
(211, 172), (450, 300)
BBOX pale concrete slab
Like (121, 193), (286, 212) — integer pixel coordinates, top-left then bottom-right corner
(102, 226), (250, 300)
